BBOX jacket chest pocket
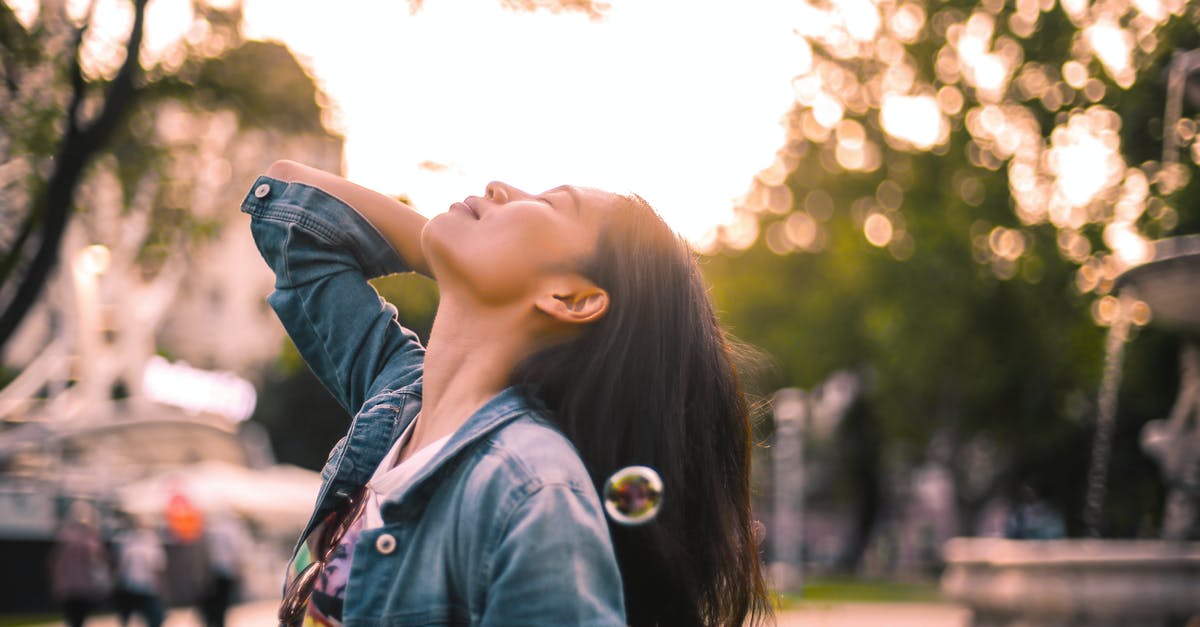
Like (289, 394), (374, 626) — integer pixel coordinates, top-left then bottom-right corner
(342, 527), (472, 626)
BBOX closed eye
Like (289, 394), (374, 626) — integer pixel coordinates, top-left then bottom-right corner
(541, 187), (580, 215)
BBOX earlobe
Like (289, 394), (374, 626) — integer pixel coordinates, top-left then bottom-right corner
(535, 287), (609, 325)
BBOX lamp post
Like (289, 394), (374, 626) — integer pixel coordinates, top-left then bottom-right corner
(771, 387), (807, 593)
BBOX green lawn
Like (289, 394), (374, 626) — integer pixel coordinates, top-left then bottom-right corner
(776, 576), (944, 608)
(0, 615), (57, 626)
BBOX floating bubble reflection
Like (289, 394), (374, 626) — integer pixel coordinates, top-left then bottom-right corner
(603, 466), (663, 526)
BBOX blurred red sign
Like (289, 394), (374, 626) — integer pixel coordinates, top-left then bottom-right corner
(165, 491), (204, 543)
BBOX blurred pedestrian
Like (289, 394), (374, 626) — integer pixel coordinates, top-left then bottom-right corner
(1005, 485), (1066, 540)
(49, 500), (112, 627)
(199, 509), (251, 627)
(112, 514), (167, 627)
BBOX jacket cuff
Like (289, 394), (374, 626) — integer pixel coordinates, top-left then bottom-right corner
(240, 175), (409, 279)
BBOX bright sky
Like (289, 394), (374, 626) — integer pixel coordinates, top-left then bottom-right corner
(237, 0), (806, 241)
(11, 0), (807, 240)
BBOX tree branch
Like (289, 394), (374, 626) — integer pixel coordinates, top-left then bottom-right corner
(62, 14), (88, 144)
(0, 0), (149, 351)
(78, 0), (148, 147)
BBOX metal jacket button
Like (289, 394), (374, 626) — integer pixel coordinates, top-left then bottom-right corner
(254, 183), (271, 198)
(375, 533), (396, 555)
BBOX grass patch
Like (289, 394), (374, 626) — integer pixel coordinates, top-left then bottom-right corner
(776, 576), (943, 608)
(0, 615), (57, 626)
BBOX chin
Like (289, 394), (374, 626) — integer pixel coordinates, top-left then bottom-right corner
(420, 218), (480, 290)
(419, 217), (454, 279)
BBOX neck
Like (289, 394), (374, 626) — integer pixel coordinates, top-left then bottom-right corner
(413, 296), (534, 447)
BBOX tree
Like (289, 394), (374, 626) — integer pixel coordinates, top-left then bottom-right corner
(0, 0), (269, 352)
(0, 0), (151, 350)
(0, 0), (351, 416)
(703, 0), (1198, 562)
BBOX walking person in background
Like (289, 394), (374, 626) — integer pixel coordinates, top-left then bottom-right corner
(49, 500), (111, 627)
(112, 514), (167, 627)
(199, 509), (252, 627)
(246, 160), (773, 626)
(1005, 485), (1066, 540)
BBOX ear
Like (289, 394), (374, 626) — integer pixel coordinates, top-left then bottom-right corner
(534, 281), (610, 326)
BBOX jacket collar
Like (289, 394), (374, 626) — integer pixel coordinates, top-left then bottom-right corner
(377, 386), (544, 521)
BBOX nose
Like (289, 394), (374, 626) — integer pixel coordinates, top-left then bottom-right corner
(484, 181), (530, 203)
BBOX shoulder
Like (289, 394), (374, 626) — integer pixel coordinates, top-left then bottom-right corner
(446, 410), (600, 525)
(479, 412), (595, 494)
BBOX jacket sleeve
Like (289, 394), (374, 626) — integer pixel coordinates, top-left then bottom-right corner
(480, 482), (627, 626)
(241, 176), (424, 415)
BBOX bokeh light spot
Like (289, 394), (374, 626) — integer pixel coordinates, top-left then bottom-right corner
(881, 94), (945, 150)
(863, 212), (894, 247)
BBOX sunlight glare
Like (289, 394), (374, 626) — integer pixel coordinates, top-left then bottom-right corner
(812, 91), (846, 128)
(143, 0), (194, 59)
(1132, 0), (1164, 21)
(241, 0), (804, 243)
(1048, 111), (1122, 208)
(1103, 222), (1151, 266)
(1086, 19), (1135, 88)
(838, 0), (881, 42)
(881, 93), (944, 150)
(8, 0), (38, 28)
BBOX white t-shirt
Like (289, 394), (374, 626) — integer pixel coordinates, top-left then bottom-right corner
(364, 422), (451, 529)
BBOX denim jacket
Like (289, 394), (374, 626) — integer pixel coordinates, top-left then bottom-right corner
(241, 177), (626, 626)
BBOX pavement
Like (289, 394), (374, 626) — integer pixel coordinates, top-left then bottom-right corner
(27, 599), (971, 626)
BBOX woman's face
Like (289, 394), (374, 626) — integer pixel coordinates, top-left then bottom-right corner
(422, 181), (615, 306)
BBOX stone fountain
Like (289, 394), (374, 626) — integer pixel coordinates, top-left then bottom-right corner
(1123, 236), (1200, 542)
(941, 235), (1200, 627)
(940, 51), (1200, 627)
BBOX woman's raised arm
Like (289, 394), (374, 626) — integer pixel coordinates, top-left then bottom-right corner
(266, 159), (431, 277)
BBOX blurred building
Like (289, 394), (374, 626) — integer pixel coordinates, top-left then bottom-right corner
(0, 42), (342, 613)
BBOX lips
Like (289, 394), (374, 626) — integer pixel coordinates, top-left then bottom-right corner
(450, 201), (480, 219)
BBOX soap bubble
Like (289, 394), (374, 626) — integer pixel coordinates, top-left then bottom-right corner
(603, 466), (663, 526)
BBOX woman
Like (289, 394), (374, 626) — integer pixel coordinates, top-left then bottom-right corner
(245, 160), (771, 626)
(49, 501), (112, 627)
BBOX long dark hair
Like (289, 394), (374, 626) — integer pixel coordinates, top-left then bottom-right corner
(512, 194), (772, 626)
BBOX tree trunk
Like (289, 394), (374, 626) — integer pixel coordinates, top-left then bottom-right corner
(0, 0), (148, 351)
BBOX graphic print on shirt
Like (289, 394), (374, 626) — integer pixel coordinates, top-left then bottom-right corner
(305, 514), (365, 626)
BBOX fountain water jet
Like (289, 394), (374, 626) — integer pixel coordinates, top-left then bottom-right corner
(1081, 292), (1135, 537)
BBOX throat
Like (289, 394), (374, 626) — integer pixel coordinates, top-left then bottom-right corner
(411, 298), (539, 463)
